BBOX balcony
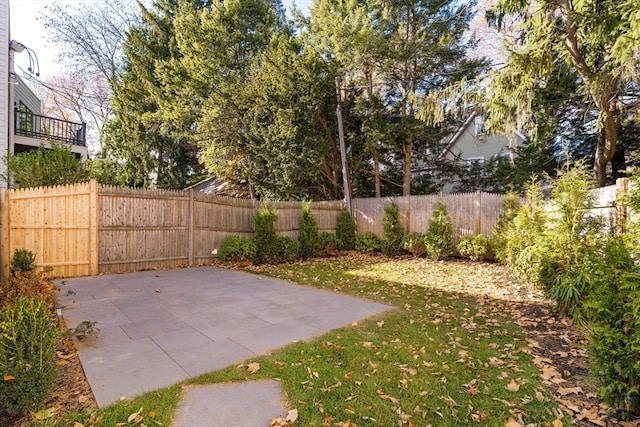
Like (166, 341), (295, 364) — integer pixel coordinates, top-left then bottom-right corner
(14, 109), (86, 147)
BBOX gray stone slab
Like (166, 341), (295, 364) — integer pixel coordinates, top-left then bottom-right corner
(231, 320), (322, 354)
(199, 316), (271, 341)
(91, 360), (188, 407)
(151, 328), (214, 354)
(59, 265), (392, 409)
(78, 338), (173, 379)
(168, 339), (254, 377)
(173, 381), (287, 427)
(120, 314), (190, 340)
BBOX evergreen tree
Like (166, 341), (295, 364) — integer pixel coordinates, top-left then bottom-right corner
(101, 0), (208, 189)
(485, 0), (640, 186)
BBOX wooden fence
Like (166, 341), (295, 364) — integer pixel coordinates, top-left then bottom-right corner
(4, 179), (626, 279)
(354, 192), (506, 242)
(0, 181), (345, 278)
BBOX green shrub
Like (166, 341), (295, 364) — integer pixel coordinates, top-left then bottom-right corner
(355, 232), (382, 254)
(425, 202), (453, 260)
(319, 232), (338, 256)
(298, 203), (321, 258)
(336, 209), (356, 250)
(497, 180), (548, 282)
(253, 205), (279, 264)
(217, 236), (257, 263)
(402, 232), (427, 257)
(10, 249), (37, 274)
(457, 234), (491, 261)
(0, 297), (57, 415)
(583, 239), (640, 414)
(491, 192), (521, 260)
(275, 236), (300, 262)
(382, 201), (404, 255)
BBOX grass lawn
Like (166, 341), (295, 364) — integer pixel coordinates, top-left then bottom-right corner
(44, 255), (567, 427)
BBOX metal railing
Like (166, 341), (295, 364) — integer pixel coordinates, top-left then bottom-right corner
(14, 109), (86, 147)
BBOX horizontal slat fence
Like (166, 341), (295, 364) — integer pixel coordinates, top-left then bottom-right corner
(353, 192), (506, 243)
(0, 181), (98, 278)
(98, 186), (191, 274)
(11, 179), (628, 279)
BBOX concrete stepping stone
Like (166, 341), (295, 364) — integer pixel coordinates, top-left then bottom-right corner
(173, 381), (287, 427)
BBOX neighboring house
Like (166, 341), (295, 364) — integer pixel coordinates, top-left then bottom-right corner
(434, 113), (526, 193)
(1, 1), (87, 187)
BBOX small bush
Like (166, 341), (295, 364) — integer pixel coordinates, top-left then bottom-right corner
(583, 239), (640, 414)
(253, 205), (279, 264)
(0, 271), (57, 311)
(217, 236), (256, 263)
(10, 249), (37, 274)
(457, 234), (491, 261)
(356, 232), (382, 254)
(319, 232), (338, 256)
(276, 236), (300, 262)
(298, 204), (321, 258)
(425, 202), (453, 260)
(402, 232), (427, 257)
(336, 209), (356, 250)
(491, 192), (522, 260)
(382, 202), (404, 255)
(0, 297), (57, 415)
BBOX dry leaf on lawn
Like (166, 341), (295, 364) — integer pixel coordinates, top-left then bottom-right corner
(247, 362), (261, 374)
(505, 416), (523, 427)
(506, 379), (520, 392)
(376, 389), (399, 404)
(286, 409), (298, 423)
(557, 386), (583, 396)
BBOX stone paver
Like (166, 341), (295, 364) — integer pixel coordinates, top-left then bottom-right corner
(173, 381), (287, 427)
(57, 266), (391, 407)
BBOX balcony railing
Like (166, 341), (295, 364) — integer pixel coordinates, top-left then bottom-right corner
(14, 109), (86, 147)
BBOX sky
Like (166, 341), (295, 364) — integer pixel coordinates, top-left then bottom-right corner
(9, 0), (311, 80)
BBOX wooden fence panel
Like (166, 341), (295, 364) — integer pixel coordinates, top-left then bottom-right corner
(192, 194), (257, 264)
(1, 182), (97, 278)
(98, 186), (190, 274)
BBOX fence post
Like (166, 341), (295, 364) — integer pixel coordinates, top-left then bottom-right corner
(474, 191), (482, 235)
(188, 189), (194, 266)
(0, 188), (10, 279)
(89, 180), (99, 275)
(616, 177), (629, 235)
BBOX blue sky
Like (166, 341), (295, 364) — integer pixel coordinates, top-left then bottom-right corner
(9, 0), (311, 79)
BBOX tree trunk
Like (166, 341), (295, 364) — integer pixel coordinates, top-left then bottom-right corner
(593, 106), (619, 187)
(373, 147), (381, 198)
(403, 136), (412, 196)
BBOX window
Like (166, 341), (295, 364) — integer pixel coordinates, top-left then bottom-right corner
(467, 156), (485, 167)
(474, 116), (485, 137)
(17, 102), (34, 133)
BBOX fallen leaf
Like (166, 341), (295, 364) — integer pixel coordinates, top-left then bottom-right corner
(505, 379), (520, 392)
(3, 375), (16, 381)
(285, 408), (298, 423)
(73, 423), (85, 427)
(127, 407), (143, 423)
(504, 416), (523, 427)
(376, 389), (399, 404)
(557, 386), (583, 396)
(551, 419), (563, 427)
(247, 362), (260, 374)
(33, 407), (57, 420)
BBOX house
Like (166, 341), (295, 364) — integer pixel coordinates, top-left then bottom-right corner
(1, 1), (87, 187)
(437, 113), (526, 193)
